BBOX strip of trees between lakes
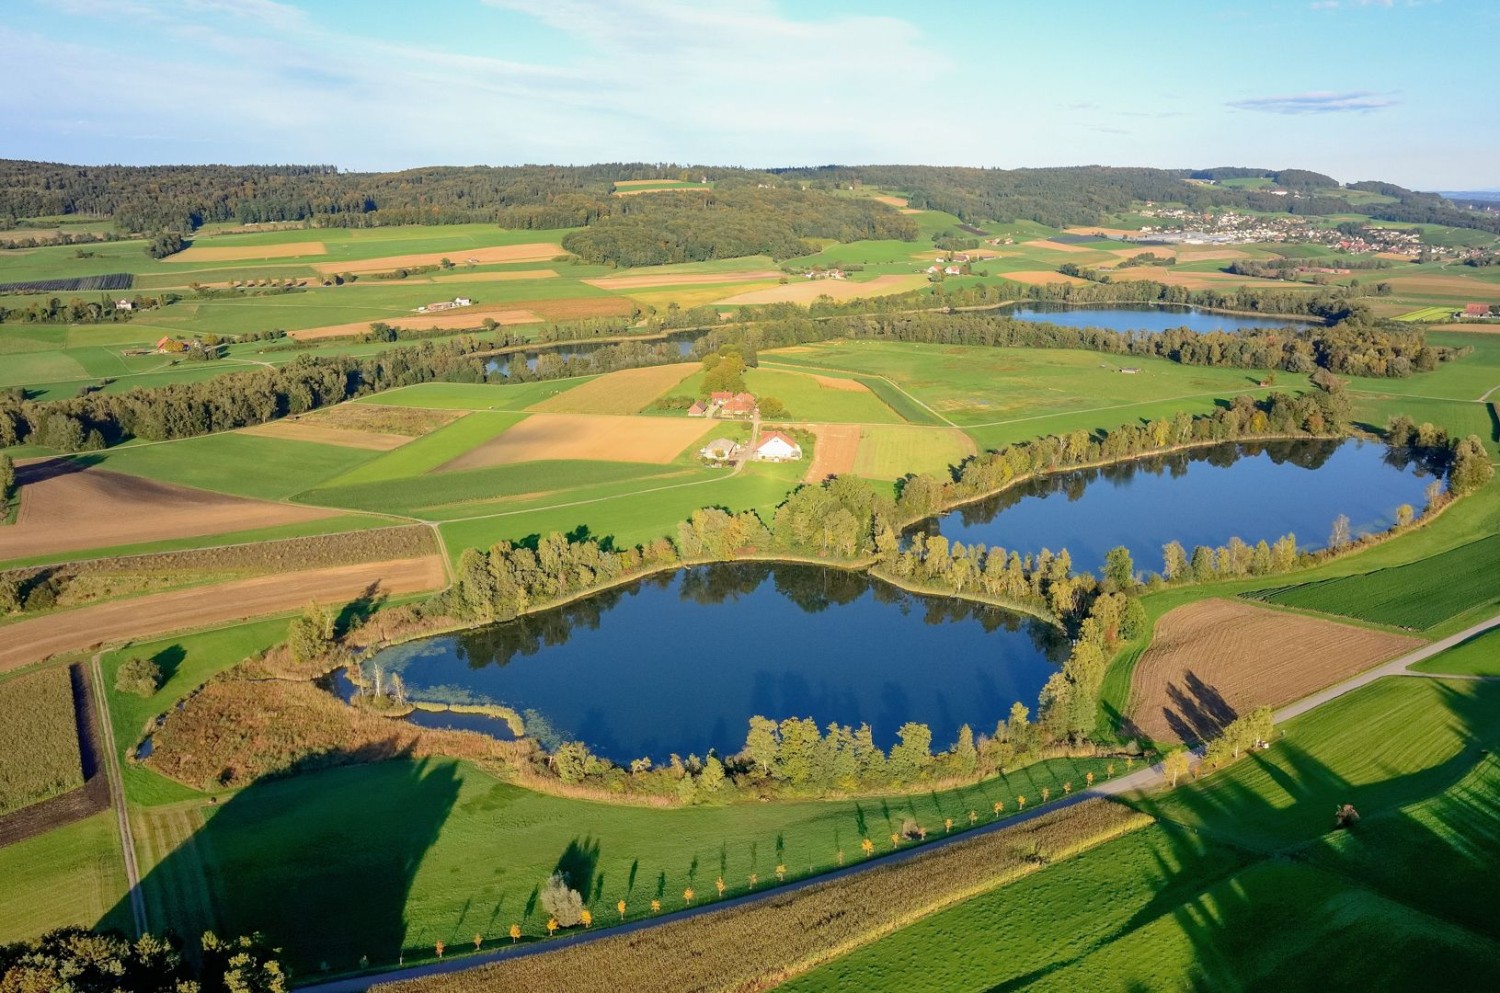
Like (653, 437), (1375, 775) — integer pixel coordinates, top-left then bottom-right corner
(411, 396), (1488, 803)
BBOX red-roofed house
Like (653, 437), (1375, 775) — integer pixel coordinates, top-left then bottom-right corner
(156, 336), (190, 354)
(687, 400), (708, 417)
(1464, 303), (1491, 318)
(721, 392), (756, 417)
(753, 431), (802, 462)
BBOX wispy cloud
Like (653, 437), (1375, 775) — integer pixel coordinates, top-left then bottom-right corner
(1228, 90), (1397, 114)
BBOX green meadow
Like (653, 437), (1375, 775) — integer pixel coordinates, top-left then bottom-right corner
(84, 432), (378, 500)
(0, 812), (130, 946)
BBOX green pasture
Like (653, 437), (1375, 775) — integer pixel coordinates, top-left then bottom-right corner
(315, 412), (527, 489)
(675, 366), (905, 424)
(1249, 532), (1500, 631)
(1396, 305), (1457, 322)
(1411, 626), (1500, 676)
(764, 340), (1282, 433)
(852, 425), (974, 480)
(356, 379), (593, 411)
(435, 460), (800, 554)
(85, 432), (378, 500)
(128, 751), (1117, 974)
(0, 812), (130, 946)
(305, 460), (690, 519)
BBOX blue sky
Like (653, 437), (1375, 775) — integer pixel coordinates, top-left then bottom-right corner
(4, 0), (1495, 188)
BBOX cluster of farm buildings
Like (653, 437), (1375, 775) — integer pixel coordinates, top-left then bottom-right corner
(699, 431), (802, 464)
(687, 391), (757, 418)
(416, 296), (473, 313)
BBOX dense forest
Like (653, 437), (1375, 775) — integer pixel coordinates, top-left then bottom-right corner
(4, 160), (1496, 244)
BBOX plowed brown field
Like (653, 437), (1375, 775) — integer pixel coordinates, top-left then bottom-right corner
(0, 556), (447, 672)
(437, 413), (712, 469)
(801, 423), (860, 482)
(1126, 599), (1422, 744)
(0, 461), (335, 562)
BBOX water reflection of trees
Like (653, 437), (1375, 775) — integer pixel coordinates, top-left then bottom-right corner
(438, 563), (1063, 672)
(914, 439), (1368, 537)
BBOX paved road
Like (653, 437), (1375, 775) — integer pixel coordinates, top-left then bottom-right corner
(89, 653), (146, 937)
(296, 610), (1500, 992)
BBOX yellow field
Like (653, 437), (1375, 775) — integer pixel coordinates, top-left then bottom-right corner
(237, 420), (410, 451)
(314, 243), (564, 275)
(438, 413), (714, 469)
(583, 271), (783, 291)
(715, 274), (927, 305)
(529, 363), (699, 415)
(853, 424), (976, 480)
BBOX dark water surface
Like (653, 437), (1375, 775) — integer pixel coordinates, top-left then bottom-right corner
(354, 564), (1066, 763)
(914, 439), (1437, 575)
(997, 302), (1318, 334)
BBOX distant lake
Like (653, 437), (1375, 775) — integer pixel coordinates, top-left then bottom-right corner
(485, 331), (701, 377)
(350, 564), (1066, 764)
(996, 302), (1319, 334)
(912, 438), (1437, 575)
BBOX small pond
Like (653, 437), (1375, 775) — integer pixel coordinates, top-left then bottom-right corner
(347, 563), (1066, 764)
(911, 438), (1438, 576)
(996, 302), (1319, 334)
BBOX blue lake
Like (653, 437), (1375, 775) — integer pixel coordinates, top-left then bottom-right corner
(914, 439), (1437, 575)
(353, 564), (1066, 764)
(997, 302), (1318, 334)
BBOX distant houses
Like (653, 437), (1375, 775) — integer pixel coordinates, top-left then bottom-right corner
(703, 391), (756, 418)
(1462, 303), (1494, 319)
(114, 298), (135, 311)
(416, 296), (473, 313)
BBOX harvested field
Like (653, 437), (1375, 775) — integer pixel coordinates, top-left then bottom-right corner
(872, 195), (910, 208)
(613, 179), (674, 187)
(0, 667), (85, 818)
(299, 404), (462, 438)
(1172, 247), (1251, 262)
(237, 420), (409, 451)
(314, 244), (566, 275)
(0, 460), (335, 562)
(170, 241), (326, 262)
(528, 296), (636, 321)
(582, 271), (783, 291)
(437, 413), (712, 470)
(807, 374), (870, 392)
(899, 208), (923, 215)
(1020, 239), (1097, 254)
(289, 306), (545, 340)
(1126, 599), (1422, 744)
(0, 556), (447, 672)
(430, 269), (558, 283)
(998, 270), (1090, 286)
(1108, 268), (1282, 291)
(716, 274), (926, 305)
(530, 363), (698, 415)
(800, 423), (861, 482)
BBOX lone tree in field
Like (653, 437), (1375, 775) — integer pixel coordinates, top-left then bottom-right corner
(1164, 749), (1192, 788)
(1335, 803), (1361, 829)
(509, 924), (521, 944)
(540, 871), (584, 927)
(287, 602), (336, 665)
(116, 656), (163, 697)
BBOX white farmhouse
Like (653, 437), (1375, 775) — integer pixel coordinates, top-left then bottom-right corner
(753, 431), (802, 462)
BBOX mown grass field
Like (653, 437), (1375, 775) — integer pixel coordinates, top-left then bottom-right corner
(674, 367), (905, 424)
(87, 432), (378, 500)
(851, 425), (974, 480)
(316, 412), (526, 488)
(0, 667), (84, 815)
(1411, 626), (1500, 676)
(129, 751), (1123, 974)
(789, 675), (1500, 993)
(1249, 532), (1500, 630)
(0, 812), (129, 945)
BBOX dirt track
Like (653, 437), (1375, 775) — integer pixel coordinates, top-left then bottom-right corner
(0, 556), (447, 672)
(1, 461), (335, 561)
(1126, 598), (1422, 743)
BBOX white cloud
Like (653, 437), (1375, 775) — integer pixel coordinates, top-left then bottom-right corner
(1227, 91), (1398, 114)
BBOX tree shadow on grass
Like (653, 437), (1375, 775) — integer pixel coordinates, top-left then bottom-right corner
(99, 743), (461, 978)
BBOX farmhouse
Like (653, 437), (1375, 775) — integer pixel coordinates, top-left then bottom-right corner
(699, 437), (742, 462)
(687, 400), (709, 417)
(722, 392), (756, 417)
(1463, 303), (1492, 318)
(753, 432), (802, 462)
(417, 296), (474, 313)
(114, 298), (134, 310)
(156, 336), (190, 354)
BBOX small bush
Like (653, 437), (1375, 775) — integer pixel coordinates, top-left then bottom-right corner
(116, 656), (163, 697)
(540, 872), (584, 927)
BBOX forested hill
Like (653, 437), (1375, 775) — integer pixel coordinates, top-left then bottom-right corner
(2, 159), (1495, 241)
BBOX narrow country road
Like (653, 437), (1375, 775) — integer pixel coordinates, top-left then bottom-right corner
(89, 653), (146, 937)
(296, 609), (1500, 992)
